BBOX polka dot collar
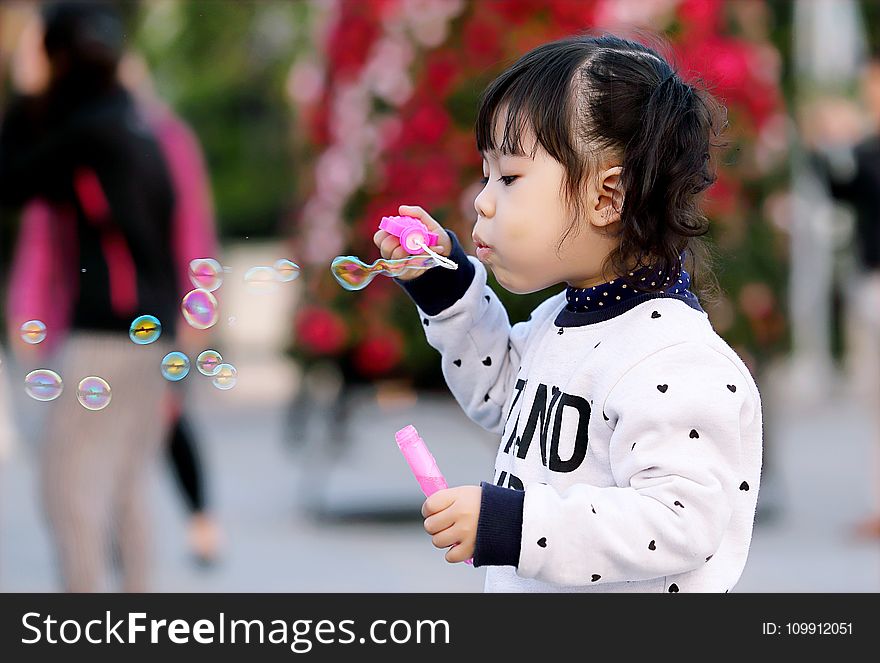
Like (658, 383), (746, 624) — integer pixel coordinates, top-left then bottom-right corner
(565, 265), (696, 313)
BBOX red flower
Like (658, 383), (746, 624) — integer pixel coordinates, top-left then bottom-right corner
(403, 103), (451, 146)
(424, 52), (459, 99)
(547, 0), (596, 33)
(678, 0), (723, 40)
(327, 12), (380, 80)
(295, 305), (348, 356)
(463, 18), (503, 68)
(353, 328), (404, 377)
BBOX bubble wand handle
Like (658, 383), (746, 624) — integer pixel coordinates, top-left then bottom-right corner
(395, 425), (474, 565)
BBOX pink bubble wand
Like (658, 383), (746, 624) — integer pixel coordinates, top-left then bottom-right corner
(395, 425), (473, 566)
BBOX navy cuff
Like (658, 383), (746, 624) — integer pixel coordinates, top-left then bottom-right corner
(396, 230), (475, 316)
(473, 481), (524, 568)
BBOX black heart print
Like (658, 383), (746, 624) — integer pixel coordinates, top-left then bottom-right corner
(657, 384), (668, 393)
(537, 537), (547, 548)
(739, 481), (749, 491)
(482, 357), (492, 366)
(558, 328), (564, 335)
(648, 540), (656, 551)
(422, 318), (429, 326)
(674, 501), (684, 508)
(591, 574), (601, 582)
(689, 429), (699, 439)
(453, 359), (462, 367)
(727, 384), (736, 392)
(651, 311), (661, 319)
(668, 583), (679, 593)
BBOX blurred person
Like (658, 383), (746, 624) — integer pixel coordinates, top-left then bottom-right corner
(0, 1), (178, 591)
(802, 50), (880, 539)
(376, 35), (762, 592)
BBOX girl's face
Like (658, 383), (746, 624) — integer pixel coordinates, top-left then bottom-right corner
(472, 125), (620, 294)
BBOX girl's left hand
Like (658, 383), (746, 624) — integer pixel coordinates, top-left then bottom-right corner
(422, 486), (482, 563)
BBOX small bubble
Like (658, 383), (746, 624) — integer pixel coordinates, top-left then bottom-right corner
(227, 316), (237, 326)
(274, 259), (301, 283)
(24, 369), (63, 401)
(244, 266), (279, 294)
(212, 363), (237, 390)
(181, 289), (219, 330)
(129, 315), (162, 345)
(20, 320), (47, 345)
(81, 268), (87, 273)
(196, 350), (223, 376)
(161, 351), (190, 381)
(188, 258), (223, 292)
(76, 376), (112, 411)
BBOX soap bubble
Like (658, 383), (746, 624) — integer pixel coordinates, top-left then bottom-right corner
(161, 351), (190, 381)
(212, 363), (237, 390)
(129, 315), (162, 345)
(24, 369), (63, 402)
(196, 349), (222, 376)
(244, 266), (279, 294)
(20, 320), (47, 345)
(181, 289), (219, 330)
(76, 376), (112, 411)
(274, 258), (301, 283)
(188, 258), (223, 292)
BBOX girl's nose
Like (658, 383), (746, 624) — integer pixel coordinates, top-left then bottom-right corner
(474, 183), (494, 219)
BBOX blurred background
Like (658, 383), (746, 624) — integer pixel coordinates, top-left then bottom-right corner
(0, 0), (877, 592)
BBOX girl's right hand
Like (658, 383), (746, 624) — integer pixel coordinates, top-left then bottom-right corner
(372, 205), (452, 281)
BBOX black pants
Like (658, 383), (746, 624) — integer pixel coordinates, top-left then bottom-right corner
(166, 414), (205, 514)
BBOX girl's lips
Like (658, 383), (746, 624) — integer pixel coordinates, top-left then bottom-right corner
(475, 246), (493, 262)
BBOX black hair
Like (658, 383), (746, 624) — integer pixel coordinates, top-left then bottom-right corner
(475, 33), (726, 297)
(41, 1), (124, 87)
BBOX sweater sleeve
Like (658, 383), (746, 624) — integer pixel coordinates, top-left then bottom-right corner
(513, 342), (759, 586)
(397, 232), (544, 435)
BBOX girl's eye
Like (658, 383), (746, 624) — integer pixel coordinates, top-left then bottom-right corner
(499, 175), (518, 186)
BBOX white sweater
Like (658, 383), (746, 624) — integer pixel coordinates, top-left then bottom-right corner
(404, 249), (763, 593)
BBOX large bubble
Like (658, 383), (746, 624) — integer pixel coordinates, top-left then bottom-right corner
(181, 289), (219, 330)
(24, 369), (63, 401)
(20, 320), (47, 344)
(161, 351), (190, 381)
(212, 363), (237, 390)
(188, 258), (223, 292)
(76, 376), (112, 411)
(129, 315), (162, 345)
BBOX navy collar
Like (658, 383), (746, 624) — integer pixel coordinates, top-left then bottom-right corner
(557, 264), (703, 327)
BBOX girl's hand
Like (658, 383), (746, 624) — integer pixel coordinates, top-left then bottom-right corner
(372, 204), (452, 281)
(422, 485), (481, 563)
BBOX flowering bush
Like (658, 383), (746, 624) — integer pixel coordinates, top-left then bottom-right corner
(288, 0), (790, 386)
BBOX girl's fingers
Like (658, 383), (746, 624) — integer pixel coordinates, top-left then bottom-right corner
(444, 544), (470, 564)
(424, 509), (456, 535)
(373, 229), (390, 247)
(379, 233), (402, 259)
(430, 526), (460, 550)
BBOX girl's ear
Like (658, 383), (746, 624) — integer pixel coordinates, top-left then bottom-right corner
(590, 166), (624, 228)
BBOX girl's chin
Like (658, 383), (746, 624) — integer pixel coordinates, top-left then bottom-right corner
(490, 268), (550, 295)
